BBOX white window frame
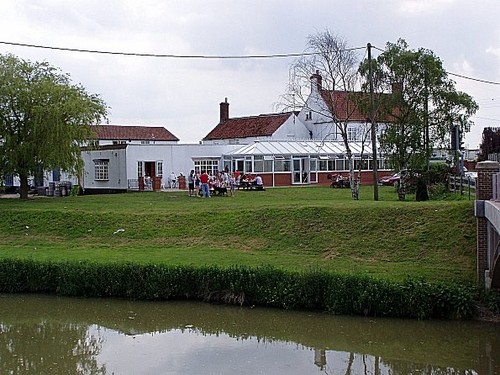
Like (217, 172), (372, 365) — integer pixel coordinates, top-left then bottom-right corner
(94, 159), (109, 181)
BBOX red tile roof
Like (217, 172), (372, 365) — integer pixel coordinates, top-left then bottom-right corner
(91, 125), (179, 142)
(321, 90), (396, 123)
(204, 112), (295, 140)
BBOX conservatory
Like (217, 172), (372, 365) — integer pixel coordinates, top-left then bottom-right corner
(222, 140), (390, 187)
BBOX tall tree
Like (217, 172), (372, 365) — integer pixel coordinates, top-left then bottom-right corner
(359, 39), (478, 199)
(0, 53), (107, 199)
(478, 126), (500, 161)
(282, 30), (365, 199)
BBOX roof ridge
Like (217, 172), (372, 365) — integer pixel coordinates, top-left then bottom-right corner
(225, 111), (293, 121)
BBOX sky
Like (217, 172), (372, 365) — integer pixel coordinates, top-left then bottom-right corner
(0, 0), (499, 148)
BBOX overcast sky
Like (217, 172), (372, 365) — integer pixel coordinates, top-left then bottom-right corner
(1, 0), (499, 148)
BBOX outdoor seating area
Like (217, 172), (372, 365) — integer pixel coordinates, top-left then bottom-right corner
(189, 170), (266, 198)
(327, 173), (350, 188)
(238, 174), (265, 191)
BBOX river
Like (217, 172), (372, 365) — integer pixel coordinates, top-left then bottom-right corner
(0, 294), (498, 374)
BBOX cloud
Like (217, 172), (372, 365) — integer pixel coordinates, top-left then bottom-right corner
(397, 0), (454, 14)
(0, 0), (499, 147)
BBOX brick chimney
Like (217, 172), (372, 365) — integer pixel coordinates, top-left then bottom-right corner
(220, 98), (229, 123)
(310, 70), (322, 93)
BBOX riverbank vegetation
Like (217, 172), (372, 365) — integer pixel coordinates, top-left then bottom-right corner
(0, 186), (479, 319)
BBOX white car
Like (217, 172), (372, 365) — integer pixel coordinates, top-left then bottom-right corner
(464, 171), (477, 180)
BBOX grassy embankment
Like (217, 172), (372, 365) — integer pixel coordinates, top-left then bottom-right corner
(0, 186), (479, 319)
(0, 186), (476, 283)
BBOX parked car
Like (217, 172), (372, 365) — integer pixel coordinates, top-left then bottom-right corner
(378, 172), (401, 186)
(464, 171), (477, 180)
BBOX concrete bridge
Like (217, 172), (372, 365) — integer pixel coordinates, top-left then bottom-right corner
(474, 161), (500, 289)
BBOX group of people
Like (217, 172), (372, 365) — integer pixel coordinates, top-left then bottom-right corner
(327, 173), (350, 188)
(187, 170), (264, 198)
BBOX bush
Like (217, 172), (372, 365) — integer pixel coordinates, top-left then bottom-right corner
(484, 289), (500, 314)
(0, 259), (477, 320)
(427, 182), (449, 200)
(427, 163), (452, 185)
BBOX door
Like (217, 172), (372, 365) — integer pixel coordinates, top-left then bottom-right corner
(292, 157), (310, 184)
(309, 158), (317, 183)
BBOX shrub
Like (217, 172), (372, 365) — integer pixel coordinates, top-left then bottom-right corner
(427, 182), (449, 200)
(427, 163), (452, 185)
(0, 259), (477, 320)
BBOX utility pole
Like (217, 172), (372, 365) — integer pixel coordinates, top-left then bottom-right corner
(367, 43), (379, 201)
(424, 72), (430, 174)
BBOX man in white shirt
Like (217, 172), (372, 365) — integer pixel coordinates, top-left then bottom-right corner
(255, 175), (264, 190)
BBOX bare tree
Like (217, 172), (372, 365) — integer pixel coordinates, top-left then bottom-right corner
(282, 30), (364, 199)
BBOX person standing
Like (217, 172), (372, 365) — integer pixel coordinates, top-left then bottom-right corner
(229, 172), (236, 197)
(169, 171), (177, 188)
(200, 170), (210, 198)
(188, 170), (195, 197)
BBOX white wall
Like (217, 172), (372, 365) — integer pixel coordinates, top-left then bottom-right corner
(125, 144), (240, 181)
(271, 115), (311, 140)
(81, 148), (128, 190)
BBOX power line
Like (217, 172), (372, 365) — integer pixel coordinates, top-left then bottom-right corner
(448, 72), (500, 86)
(472, 115), (500, 122)
(370, 44), (500, 86)
(0, 40), (364, 59)
(2, 40), (498, 86)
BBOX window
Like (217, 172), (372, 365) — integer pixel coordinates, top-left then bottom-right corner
(354, 159), (369, 170)
(245, 158), (253, 173)
(274, 159), (291, 172)
(137, 161), (144, 177)
(264, 160), (273, 172)
(347, 127), (358, 141)
(254, 156), (263, 173)
(305, 111), (312, 121)
(94, 159), (109, 181)
(319, 160), (328, 171)
(156, 161), (163, 177)
(310, 158), (317, 172)
(193, 159), (219, 175)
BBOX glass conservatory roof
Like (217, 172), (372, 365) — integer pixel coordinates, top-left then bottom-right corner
(224, 140), (375, 157)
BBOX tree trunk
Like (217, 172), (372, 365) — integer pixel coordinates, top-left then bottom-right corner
(347, 153), (359, 200)
(19, 173), (30, 199)
(397, 175), (406, 201)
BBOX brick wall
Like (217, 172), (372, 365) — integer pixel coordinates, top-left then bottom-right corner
(476, 161), (500, 287)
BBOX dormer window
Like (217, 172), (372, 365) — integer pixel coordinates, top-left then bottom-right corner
(305, 111), (312, 121)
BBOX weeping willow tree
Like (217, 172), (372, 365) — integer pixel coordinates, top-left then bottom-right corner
(0, 53), (107, 199)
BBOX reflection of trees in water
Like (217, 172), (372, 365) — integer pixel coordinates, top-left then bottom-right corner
(0, 322), (106, 374)
(313, 350), (477, 375)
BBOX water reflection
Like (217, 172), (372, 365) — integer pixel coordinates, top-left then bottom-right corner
(0, 294), (498, 374)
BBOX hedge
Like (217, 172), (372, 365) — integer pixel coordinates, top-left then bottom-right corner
(0, 259), (477, 320)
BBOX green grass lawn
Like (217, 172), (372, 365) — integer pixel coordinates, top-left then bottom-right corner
(0, 186), (477, 284)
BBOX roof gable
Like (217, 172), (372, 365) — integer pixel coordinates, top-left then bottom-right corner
(92, 125), (179, 142)
(204, 112), (295, 141)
